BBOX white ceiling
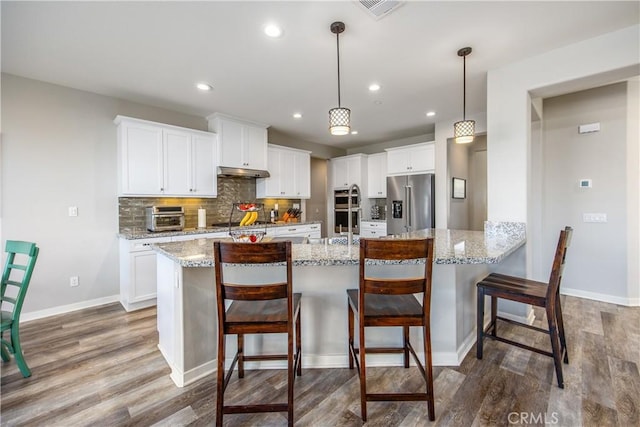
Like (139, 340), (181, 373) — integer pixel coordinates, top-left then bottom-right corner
(2, 1), (638, 149)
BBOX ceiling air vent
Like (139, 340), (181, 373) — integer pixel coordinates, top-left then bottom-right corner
(356, 0), (404, 20)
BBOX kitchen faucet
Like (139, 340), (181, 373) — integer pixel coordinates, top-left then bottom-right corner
(347, 183), (361, 246)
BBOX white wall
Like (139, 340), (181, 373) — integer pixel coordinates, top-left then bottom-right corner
(487, 24), (640, 304)
(627, 78), (640, 304)
(434, 113), (486, 229)
(541, 83), (629, 303)
(1, 73), (208, 318)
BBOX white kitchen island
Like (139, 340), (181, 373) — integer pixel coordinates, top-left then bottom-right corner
(153, 222), (526, 387)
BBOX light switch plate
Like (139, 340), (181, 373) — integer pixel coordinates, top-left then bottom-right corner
(583, 213), (607, 223)
(579, 122), (600, 133)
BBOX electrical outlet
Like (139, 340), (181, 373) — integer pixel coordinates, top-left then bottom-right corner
(68, 206), (78, 217)
(70, 276), (79, 287)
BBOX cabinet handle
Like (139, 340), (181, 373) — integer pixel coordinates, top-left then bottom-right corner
(160, 187), (164, 191)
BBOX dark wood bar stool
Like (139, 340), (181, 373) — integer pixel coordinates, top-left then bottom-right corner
(347, 237), (436, 422)
(476, 226), (573, 388)
(213, 241), (301, 427)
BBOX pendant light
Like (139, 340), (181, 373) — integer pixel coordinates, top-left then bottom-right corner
(454, 47), (475, 144)
(329, 21), (350, 136)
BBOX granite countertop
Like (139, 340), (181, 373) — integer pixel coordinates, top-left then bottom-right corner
(151, 221), (525, 268)
(118, 221), (323, 240)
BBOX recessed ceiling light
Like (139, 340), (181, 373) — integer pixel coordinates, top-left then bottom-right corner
(351, 130), (358, 135)
(264, 24), (283, 38)
(293, 113), (302, 119)
(196, 83), (212, 91)
(426, 111), (436, 117)
(368, 84), (381, 92)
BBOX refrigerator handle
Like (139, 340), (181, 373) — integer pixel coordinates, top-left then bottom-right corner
(405, 185), (412, 231)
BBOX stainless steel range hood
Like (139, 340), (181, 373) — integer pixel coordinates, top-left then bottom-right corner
(217, 166), (270, 179)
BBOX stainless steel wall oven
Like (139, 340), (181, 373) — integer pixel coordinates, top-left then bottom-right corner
(334, 188), (360, 233)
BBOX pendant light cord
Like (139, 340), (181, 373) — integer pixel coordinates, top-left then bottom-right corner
(336, 31), (342, 108)
(462, 54), (466, 121)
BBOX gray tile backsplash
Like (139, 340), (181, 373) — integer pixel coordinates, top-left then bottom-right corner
(119, 177), (299, 232)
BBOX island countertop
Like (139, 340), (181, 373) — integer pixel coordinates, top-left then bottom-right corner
(118, 220), (323, 240)
(152, 221), (525, 267)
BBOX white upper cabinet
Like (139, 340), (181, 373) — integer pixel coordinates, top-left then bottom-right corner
(256, 144), (311, 199)
(116, 116), (217, 197)
(118, 120), (164, 195)
(331, 154), (367, 189)
(386, 142), (435, 175)
(367, 152), (387, 198)
(207, 113), (268, 170)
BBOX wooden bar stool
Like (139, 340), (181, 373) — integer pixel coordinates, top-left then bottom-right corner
(476, 226), (573, 388)
(213, 241), (301, 427)
(347, 237), (436, 422)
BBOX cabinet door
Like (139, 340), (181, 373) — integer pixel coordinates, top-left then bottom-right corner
(332, 158), (349, 188)
(278, 149), (296, 197)
(293, 151), (310, 198)
(256, 146), (282, 198)
(367, 153), (387, 197)
(386, 149), (410, 175)
(409, 144), (435, 172)
(163, 129), (191, 195)
(191, 134), (217, 196)
(120, 123), (164, 195)
(129, 250), (158, 303)
(347, 157), (362, 188)
(218, 119), (244, 168)
(244, 125), (268, 169)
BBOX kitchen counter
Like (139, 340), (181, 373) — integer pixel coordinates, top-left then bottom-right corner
(118, 220), (323, 240)
(154, 221), (526, 387)
(152, 221), (525, 268)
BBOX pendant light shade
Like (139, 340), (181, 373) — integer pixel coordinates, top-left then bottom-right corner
(454, 47), (475, 144)
(329, 21), (350, 136)
(329, 107), (351, 135)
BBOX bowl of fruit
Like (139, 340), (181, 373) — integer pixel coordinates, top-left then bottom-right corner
(229, 230), (266, 243)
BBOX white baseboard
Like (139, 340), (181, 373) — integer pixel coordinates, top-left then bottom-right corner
(171, 360), (218, 387)
(497, 308), (536, 325)
(120, 298), (157, 312)
(21, 295), (120, 322)
(562, 287), (639, 307)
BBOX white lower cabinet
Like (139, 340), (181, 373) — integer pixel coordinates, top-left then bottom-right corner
(119, 237), (172, 312)
(359, 221), (387, 238)
(119, 232), (228, 312)
(274, 223), (321, 238)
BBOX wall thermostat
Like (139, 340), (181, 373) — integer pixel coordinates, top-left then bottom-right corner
(579, 179), (592, 188)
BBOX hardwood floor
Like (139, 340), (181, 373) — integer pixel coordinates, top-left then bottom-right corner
(1, 295), (638, 426)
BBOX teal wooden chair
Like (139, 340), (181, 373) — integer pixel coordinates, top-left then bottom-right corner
(1, 240), (39, 377)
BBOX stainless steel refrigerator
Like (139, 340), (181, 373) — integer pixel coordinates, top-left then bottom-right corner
(386, 173), (435, 234)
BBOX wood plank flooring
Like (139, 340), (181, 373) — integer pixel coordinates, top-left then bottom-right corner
(1, 295), (638, 426)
